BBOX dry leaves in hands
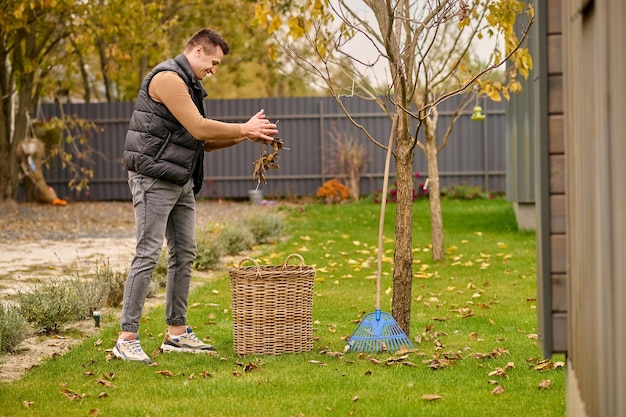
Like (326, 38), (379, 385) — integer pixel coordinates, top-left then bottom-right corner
(252, 138), (286, 185)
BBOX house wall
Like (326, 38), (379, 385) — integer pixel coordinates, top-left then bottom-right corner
(553, 0), (626, 415)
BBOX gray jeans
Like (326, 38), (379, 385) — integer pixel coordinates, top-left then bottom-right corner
(120, 172), (196, 333)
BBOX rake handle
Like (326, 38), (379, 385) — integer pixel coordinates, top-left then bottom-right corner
(376, 124), (395, 310)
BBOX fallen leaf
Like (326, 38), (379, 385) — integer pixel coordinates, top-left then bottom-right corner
(351, 396), (359, 402)
(421, 394), (443, 401)
(88, 409), (101, 416)
(96, 379), (114, 387)
(538, 379), (552, 389)
(308, 360), (327, 366)
(155, 370), (174, 377)
(98, 392), (108, 398)
(491, 385), (505, 395)
(22, 401), (34, 408)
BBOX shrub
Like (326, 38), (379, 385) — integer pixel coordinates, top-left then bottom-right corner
(195, 222), (226, 271)
(323, 126), (371, 200)
(220, 224), (256, 255)
(442, 180), (491, 200)
(195, 239), (224, 271)
(16, 280), (84, 333)
(92, 260), (127, 308)
(0, 303), (28, 353)
(152, 249), (169, 289)
(240, 210), (285, 244)
(317, 179), (350, 204)
(73, 273), (109, 318)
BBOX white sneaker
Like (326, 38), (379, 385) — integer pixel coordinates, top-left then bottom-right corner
(160, 326), (215, 353)
(113, 338), (152, 364)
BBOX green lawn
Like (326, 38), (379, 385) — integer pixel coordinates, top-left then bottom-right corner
(0, 198), (565, 417)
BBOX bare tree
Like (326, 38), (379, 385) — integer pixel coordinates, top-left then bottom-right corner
(254, 0), (534, 333)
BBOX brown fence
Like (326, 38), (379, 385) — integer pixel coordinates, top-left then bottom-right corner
(38, 95), (505, 201)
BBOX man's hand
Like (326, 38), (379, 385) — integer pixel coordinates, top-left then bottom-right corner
(240, 109), (278, 143)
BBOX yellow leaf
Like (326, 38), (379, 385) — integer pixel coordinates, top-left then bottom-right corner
(421, 394), (443, 401)
(269, 15), (282, 34)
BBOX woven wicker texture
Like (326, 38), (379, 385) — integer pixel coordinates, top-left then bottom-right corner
(229, 254), (315, 355)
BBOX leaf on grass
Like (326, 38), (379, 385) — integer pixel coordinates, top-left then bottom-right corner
(155, 370), (174, 377)
(308, 360), (327, 366)
(487, 368), (508, 378)
(96, 379), (114, 387)
(60, 388), (85, 400)
(22, 401), (34, 408)
(538, 379), (552, 389)
(351, 396), (359, 403)
(98, 392), (108, 398)
(88, 409), (101, 416)
(421, 394), (443, 401)
(491, 385), (505, 395)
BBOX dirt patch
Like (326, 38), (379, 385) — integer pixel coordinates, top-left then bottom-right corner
(0, 199), (261, 382)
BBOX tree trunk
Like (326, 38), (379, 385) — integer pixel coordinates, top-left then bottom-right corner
(424, 115), (445, 260)
(391, 121), (414, 336)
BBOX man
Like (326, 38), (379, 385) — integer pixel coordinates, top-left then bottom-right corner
(114, 28), (278, 364)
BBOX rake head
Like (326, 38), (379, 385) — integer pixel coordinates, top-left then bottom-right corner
(346, 309), (414, 353)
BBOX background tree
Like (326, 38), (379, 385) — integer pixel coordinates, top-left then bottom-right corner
(0, 0), (315, 202)
(254, 0), (534, 334)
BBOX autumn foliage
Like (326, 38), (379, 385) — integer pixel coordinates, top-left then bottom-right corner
(317, 179), (350, 204)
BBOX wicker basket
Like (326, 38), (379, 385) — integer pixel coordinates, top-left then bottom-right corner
(229, 254), (315, 355)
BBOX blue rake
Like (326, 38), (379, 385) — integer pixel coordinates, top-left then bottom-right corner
(346, 128), (413, 353)
(347, 309), (413, 353)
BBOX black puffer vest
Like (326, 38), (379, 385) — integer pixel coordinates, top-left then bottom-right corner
(123, 54), (206, 194)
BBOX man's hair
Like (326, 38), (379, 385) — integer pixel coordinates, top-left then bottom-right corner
(185, 29), (231, 55)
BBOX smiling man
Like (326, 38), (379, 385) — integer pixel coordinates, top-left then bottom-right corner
(117, 28), (278, 364)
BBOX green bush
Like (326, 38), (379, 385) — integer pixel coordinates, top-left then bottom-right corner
(220, 223), (256, 255)
(241, 210), (285, 243)
(442, 181), (491, 200)
(73, 273), (109, 318)
(16, 280), (84, 333)
(92, 260), (127, 308)
(152, 248), (168, 289)
(0, 303), (28, 353)
(195, 238), (224, 271)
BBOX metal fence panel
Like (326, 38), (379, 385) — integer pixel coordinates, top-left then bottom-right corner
(38, 96), (505, 201)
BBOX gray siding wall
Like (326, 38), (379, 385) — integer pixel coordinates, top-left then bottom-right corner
(38, 96), (505, 201)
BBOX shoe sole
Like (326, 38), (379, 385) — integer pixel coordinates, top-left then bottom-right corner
(160, 344), (216, 354)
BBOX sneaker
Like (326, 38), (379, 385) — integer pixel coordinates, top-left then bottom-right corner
(160, 326), (215, 353)
(113, 337), (152, 364)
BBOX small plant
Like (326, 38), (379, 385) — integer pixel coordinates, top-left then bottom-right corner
(220, 223), (256, 255)
(152, 249), (169, 289)
(0, 303), (28, 353)
(241, 210), (285, 244)
(92, 259), (128, 308)
(323, 126), (371, 200)
(16, 280), (84, 333)
(195, 222), (226, 271)
(443, 180), (491, 200)
(317, 178), (350, 204)
(195, 239), (224, 271)
(73, 273), (109, 318)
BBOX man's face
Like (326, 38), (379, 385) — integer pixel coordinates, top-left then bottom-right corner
(192, 45), (224, 80)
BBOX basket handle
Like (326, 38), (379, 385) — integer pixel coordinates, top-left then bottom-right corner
(237, 257), (261, 269)
(282, 253), (306, 270)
